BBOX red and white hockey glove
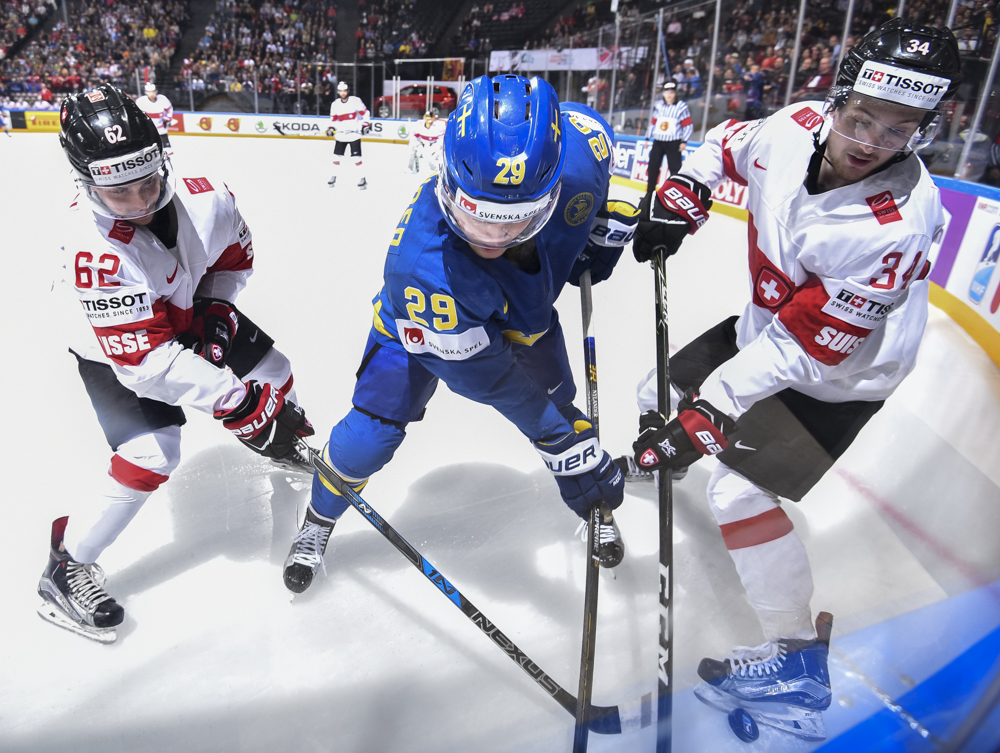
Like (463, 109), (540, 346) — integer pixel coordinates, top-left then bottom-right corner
(215, 381), (315, 461)
(633, 175), (713, 263)
(631, 390), (735, 472)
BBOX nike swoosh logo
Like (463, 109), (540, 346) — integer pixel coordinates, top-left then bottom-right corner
(166, 263), (178, 284)
(734, 440), (756, 451)
(249, 331), (258, 343)
(547, 381), (563, 395)
(753, 159), (767, 170)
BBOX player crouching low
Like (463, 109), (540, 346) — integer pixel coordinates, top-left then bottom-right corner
(628, 20), (961, 739)
(408, 111), (447, 174)
(38, 85), (314, 643)
(282, 75), (633, 594)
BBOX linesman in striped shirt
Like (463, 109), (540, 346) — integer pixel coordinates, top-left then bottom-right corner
(644, 82), (693, 196)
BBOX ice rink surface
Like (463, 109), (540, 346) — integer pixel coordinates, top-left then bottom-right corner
(1, 132), (999, 752)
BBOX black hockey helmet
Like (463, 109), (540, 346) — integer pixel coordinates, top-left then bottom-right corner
(837, 18), (962, 104)
(823, 19), (962, 153)
(60, 84), (175, 219)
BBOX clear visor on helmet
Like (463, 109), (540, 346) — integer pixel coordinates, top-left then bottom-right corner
(824, 88), (940, 153)
(84, 148), (175, 220)
(436, 177), (562, 252)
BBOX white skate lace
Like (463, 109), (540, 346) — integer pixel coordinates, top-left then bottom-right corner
(727, 641), (787, 678)
(66, 562), (113, 613)
(290, 521), (332, 576)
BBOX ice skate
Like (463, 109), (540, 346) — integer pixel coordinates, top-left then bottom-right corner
(283, 506), (336, 593)
(37, 538), (124, 644)
(693, 612), (833, 741)
(327, 175), (336, 187)
(358, 177), (368, 190)
(614, 454), (687, 483)
(575, 507), (625, 568)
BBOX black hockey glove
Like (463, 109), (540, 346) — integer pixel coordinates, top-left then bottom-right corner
(534, 420), (624, 519)
(631, 390), (735, 472)
(361, 123), (372, 135)
(633, 175), (713, 263)
(326, 126), (336, 137)
(569, 244), (623, 287)
(215, 380), (315, 461)
(177, 299), (238, 368)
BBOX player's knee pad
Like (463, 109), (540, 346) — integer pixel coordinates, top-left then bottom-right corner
(329, 408), (406, 480)
(707, 464), (795, 551)
(110, 426), (182, 492)
(243, 346), (294, 397)
(309, 408), (406, 518)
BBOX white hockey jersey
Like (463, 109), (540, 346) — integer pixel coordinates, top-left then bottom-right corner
(135, 94), (174, 135)
(329, 96), (370, 142)
(409, 117), (447, 151)
(64, 176), (255, 413)
(680, 103), (942, 419)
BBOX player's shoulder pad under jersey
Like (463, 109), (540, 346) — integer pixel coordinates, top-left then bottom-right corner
(588, 200), (639, 247)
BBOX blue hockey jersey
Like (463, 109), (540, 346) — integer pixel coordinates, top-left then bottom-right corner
(368, 102), (615, 442)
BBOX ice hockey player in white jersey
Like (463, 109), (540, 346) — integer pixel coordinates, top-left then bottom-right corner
(37, 85), (314, 643)
(327, 81), (371, 189)
(408, 111), (447, 174)
(628, 20), (962, 739)
(135, 82), (173, 151)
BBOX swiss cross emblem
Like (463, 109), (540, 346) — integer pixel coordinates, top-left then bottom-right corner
(640, 449), (659, 467)
(871, 71), (884, 82)
(850, 294), (867, 307)
(754, 267), (792, 309)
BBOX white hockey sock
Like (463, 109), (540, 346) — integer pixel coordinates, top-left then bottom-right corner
(64, 478), (152, 564)
(708, 464), (816, 642)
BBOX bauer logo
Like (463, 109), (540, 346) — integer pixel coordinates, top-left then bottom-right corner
(396, 320), (488, 361)
(866, 192), (902, 224)
(855, 61), (949, 109)
(78, 286), (154, 325)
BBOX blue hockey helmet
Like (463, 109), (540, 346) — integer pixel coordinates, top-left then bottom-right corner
(437, 74), (565, 252)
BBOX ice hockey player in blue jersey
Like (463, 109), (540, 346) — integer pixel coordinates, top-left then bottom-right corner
(282, 74), (634, 594)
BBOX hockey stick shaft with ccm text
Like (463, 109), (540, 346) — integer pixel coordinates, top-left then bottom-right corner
(653, 250), (675, 753)
(294, 438), (653, 736)
(574, 270), (602, 753)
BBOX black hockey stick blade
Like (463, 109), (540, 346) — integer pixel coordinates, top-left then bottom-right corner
(292, 439), (653, 735)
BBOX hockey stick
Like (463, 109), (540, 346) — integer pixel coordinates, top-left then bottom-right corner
(293, 438), (653, 735)
(653, 250), (675, 753)
(574, 270), (602, 753)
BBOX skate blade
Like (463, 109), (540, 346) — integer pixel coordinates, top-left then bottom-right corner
(37, 603), (117, 644)
(694, 682), (827, 741)
(269, 455), (314, 475)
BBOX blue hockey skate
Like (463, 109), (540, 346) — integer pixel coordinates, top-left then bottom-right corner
(693, 612), (833, 741)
